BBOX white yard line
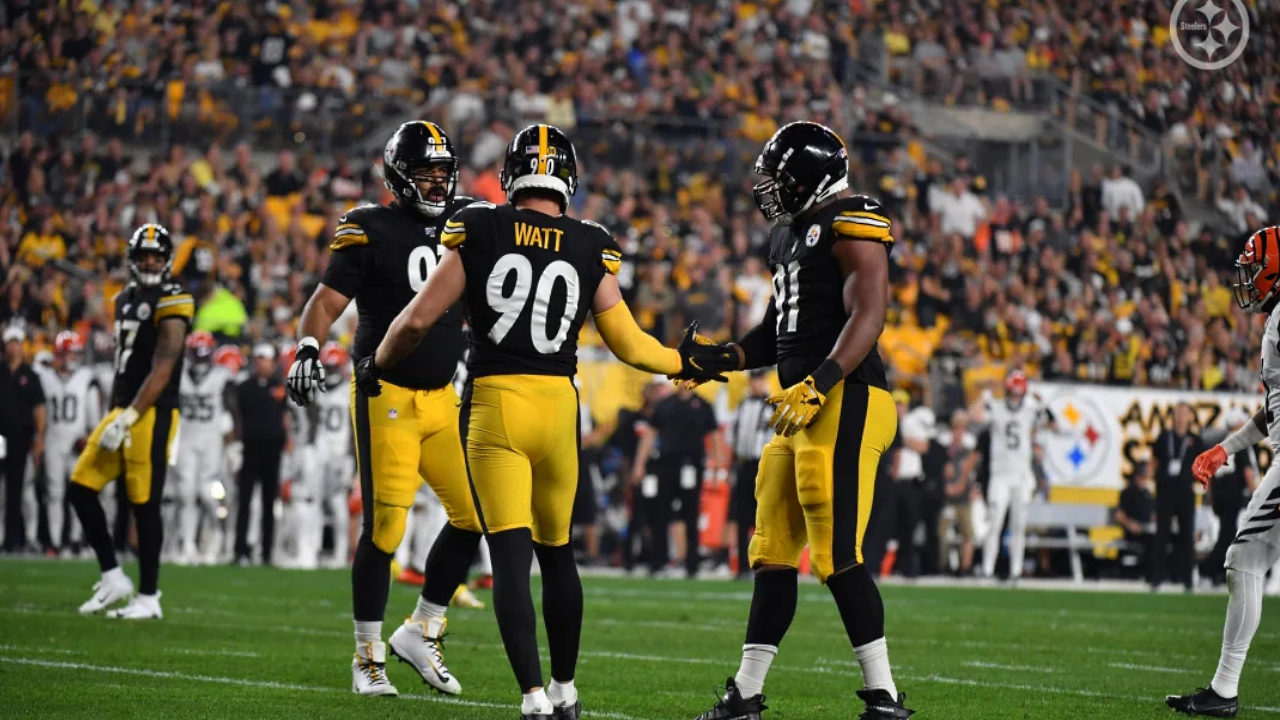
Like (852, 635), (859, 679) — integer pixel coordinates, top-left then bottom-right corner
(899, 672), (1280, 714)
(0, 656), (650, 720)
(1107, 661), (1197, 674)
(960, 660), (1062, 674)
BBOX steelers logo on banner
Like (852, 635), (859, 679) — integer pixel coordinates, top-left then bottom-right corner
(1041, 391), (1112, 484)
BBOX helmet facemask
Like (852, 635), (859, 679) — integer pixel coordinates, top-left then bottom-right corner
(405, 159), (459, 218)
(1234, 229), (1280, 313)
(752, 153), (848, 223)
(130, 248), (170, 288)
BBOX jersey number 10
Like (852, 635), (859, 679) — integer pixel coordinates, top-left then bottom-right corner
(486, 253), (580, 354)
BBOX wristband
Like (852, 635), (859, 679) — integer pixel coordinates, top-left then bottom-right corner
(1221, 420), (1264, 455)
(119, 407), (140, 427)
(297, 336), (320, 359)
(809, 358), (845, 395)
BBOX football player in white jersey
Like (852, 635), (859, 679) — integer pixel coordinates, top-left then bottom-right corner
(970, 369), (1056, 582)
(314, 342), (355, 566)
(38, 332), (102, 554)
(175, 331), (234, 564)
(1169, 226), (1280, 718)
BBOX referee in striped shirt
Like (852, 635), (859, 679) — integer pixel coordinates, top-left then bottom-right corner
(727, 369), (774, 579)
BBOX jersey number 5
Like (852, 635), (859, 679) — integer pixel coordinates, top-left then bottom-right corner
(772, 261), (800, 333)
(486, 253), (580, 354)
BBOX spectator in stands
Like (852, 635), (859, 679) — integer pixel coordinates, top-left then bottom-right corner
(1217, 185), (1269, 234)
(1101, 164), (1145, 219)
(1149, 402), (1206, 592)
(933, 176), (987, 240)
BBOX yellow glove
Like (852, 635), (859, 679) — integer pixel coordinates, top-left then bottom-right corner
(767, 359), (843, 437)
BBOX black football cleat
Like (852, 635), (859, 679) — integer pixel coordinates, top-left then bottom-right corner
(553, 701), (582, 720)
(857, 689), (915, 719)
(693, 677), (767, 720)
(1166, 687), (1239, 717)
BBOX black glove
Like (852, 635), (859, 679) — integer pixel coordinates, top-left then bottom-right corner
(673, 321), (740, 384)
(353, 355), (383, 397)
(286, 337), (325, 406)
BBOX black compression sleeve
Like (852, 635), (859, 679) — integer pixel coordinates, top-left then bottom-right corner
(735, 304), (778, 370)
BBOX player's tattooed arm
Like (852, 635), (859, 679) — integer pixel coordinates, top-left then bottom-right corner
(827, 239), (889, 377)
(375, 247), (466, 370)
(128, 317), (187, 414)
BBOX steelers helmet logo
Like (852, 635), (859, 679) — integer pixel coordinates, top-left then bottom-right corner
(805, 224), (822, 247)
(136, 303), (151, 320)
(1169, 0), (1249, 71)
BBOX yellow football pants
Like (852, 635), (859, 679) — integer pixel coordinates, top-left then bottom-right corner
(464, 374), (579, 546)
(748, 383), (897, 581)
(71, 406), (178, 505)
(351, 379), (481, 554)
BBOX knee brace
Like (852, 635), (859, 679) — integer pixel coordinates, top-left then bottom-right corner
(370, 503), (408, 554)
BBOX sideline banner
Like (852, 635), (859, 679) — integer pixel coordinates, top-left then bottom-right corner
(1032, 382), (1264, 489)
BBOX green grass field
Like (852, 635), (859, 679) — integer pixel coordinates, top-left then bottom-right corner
(2, 558), (1278, 719)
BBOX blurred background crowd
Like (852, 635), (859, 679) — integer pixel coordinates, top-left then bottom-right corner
(1, 0), (1278, 578)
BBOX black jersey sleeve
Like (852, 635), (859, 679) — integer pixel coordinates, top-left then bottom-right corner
(829, 195), (894, 245)
(581, 219), (622, 275)
(321, 209), (374, 297)
(441, 200), (498, 251)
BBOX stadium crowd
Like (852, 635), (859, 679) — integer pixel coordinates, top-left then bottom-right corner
(1, 0), (1276, 579)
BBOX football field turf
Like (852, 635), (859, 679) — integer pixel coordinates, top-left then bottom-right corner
(3, 558), (1279, 719)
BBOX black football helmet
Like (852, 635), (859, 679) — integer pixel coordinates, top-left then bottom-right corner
(500, 124), (579, 210)
(753, 121), (850, 221)
(127, 223), (174, 287)
(383, 121), (459, 218)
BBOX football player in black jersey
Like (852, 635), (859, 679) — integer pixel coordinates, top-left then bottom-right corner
(71, 223), (194, 620)
(361, 124), (737, 720)
(290, 121), (481, 697)
(689, 122), (913, 720)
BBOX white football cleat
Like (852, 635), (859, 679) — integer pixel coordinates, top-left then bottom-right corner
(352, 641), (398, 696)
(451, 584), (485, 609)
(388, 617), (461, 694)
(78, 571), (134, 615)
(106, 591), (163, 619)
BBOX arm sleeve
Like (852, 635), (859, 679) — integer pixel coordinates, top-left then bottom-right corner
(594, 300), (682, 375)
(735, 303), (777, 370)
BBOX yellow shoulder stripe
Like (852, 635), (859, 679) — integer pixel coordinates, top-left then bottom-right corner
(335, 223), (362, 232)
(441, 230), (467, 249)
(155, 294), (195, 321)
(601, 250), (622, 275)
(835, 210), (891, 227)
(833, 211), (892, 241)
(330, 229), (369, 250)
(444, 219), (465, 230)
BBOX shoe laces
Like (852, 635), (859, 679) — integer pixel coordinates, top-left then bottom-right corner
(423, 629), (450, 677)
(356, 645), (388, 685)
